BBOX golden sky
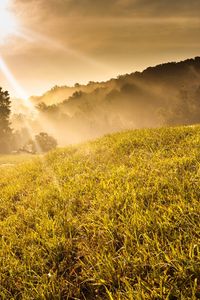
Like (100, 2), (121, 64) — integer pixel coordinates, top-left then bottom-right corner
(0, 0), (200, 98)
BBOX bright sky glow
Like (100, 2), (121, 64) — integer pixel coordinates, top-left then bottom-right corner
(0, 0), (200, 98)
(0, 55), (39, 124)
(0, 0), (18, 43)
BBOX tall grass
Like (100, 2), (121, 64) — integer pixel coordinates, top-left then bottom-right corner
(0, 126), (200, 299)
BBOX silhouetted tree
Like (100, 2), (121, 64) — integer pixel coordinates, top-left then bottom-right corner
(0, 87), (12, 153)
(37, 102), (48, 112)
(74, 83), (81, 88)
(35, 132), (57, 152)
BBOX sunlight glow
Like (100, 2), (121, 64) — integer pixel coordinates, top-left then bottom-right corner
(0, 0), (18, 43)
(0, 55), (37, 115)
(0, 54), (43, 152)
(0, 56), (28, 100)
(0, 0), (114, 97)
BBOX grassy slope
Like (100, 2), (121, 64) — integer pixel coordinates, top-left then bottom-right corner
(0, 126), (200, 300)
(0, 154), (35, 166)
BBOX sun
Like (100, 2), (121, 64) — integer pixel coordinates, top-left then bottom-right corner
(0, 0), (18, 42)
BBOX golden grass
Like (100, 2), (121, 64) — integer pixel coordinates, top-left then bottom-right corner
(0, 125), (200, 299)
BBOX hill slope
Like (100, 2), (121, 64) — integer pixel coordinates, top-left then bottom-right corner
(30, 82), (106, 106)
(24, 57), (200, 145)
(0, 125), (200, 299)
(31, 57), (200, 107)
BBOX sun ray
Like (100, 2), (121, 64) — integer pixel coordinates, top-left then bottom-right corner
(0, 55), (35, 110)
(18, 28), (115, 74)
(1, 0), (115, 79)
(0, 55), (42, 151)
(0, 2), (69, 192)
(0, 56), (27, 100)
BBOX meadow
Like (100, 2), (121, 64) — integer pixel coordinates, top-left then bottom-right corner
(0, 125), (200, 299)
(0, 154), (37, 168)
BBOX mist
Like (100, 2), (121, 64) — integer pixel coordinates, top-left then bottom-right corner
(7, 57), (200, 151)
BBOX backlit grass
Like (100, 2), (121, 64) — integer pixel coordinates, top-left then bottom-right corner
(0, 125), (200, 299)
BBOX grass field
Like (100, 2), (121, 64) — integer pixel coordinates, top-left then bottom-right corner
(0, 125), (200, 299)
(0, 154), (36, 166)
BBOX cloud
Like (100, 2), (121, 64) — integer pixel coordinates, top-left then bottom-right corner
(2, 0), (199, 97)
(14, 0), (200, 18)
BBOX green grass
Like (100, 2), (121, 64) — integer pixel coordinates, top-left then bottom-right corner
(0, 125), (200, 299)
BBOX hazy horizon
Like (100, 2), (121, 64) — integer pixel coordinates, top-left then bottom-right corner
(0, 0), (200, 98)
(8, 55), (200, 99)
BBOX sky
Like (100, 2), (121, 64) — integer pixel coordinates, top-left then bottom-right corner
(0, 0), (200, 98)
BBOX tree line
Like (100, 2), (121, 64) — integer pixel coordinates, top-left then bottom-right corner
(0, 87), (57, 154)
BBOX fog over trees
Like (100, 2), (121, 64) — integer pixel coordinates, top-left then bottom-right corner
(1, 57), (200, 153)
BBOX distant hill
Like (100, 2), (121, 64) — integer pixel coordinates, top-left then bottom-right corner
(17, 57), (200, 145)
(31, 56), (200, 106)
(30, 81), (109, 105)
